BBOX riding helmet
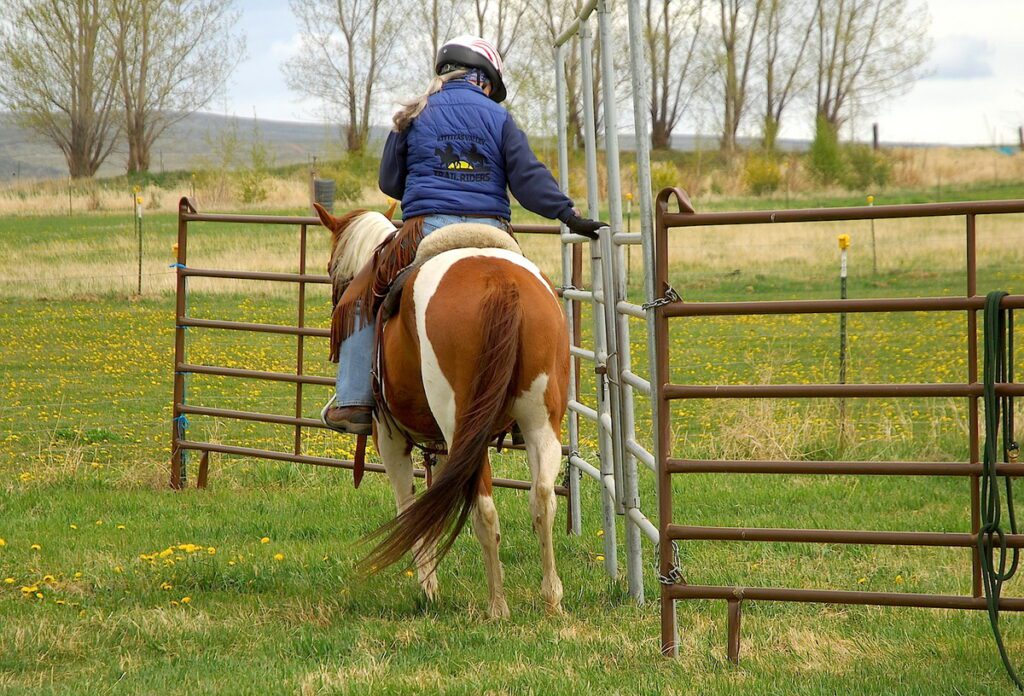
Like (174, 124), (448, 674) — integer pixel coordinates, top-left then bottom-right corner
(435, 35), (507, 104)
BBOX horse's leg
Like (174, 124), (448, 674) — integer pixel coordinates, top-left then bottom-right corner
(516, 378), (565, 614)
(471, 456), (509, 618)
(376, 424), (438, 601)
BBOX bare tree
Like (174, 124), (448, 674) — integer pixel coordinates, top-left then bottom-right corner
(646, 0), (707, 150)
(717, 0), (765, 155)
(415, 0), (461, 77)
(284, 0), (402, 152)
(759, 0), (817, 150)
(813, 0), (929, 133)
(474, 0), (526, 64)
(107, 0), (244, 174)
(0, 0), (120, 178)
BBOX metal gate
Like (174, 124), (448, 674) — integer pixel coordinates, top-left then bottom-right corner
(652, 188), (1024, 659)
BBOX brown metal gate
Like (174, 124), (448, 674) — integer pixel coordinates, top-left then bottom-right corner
(169, 196), (578, 498)
(652, 188), (1024, 660)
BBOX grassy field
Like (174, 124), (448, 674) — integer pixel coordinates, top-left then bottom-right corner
(2, 189), (1024, 694)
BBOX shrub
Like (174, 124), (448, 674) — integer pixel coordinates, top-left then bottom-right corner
(743, 153), (782, 195)
(807, 115), (844, 185)
(842, 144), (892, 190)
(649, 160), (680, 197)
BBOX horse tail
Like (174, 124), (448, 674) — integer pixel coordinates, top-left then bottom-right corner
(360, 279), (522, 573)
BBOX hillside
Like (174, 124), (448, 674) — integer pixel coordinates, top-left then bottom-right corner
(0, 112), (390, 182)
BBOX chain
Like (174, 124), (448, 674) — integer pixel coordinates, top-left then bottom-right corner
(641, 284), (681, 311)
(656, 540), (684, 585)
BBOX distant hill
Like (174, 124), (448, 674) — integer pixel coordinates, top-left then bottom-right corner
(0, 110), (973, 182)
(0, 111), (390, 182)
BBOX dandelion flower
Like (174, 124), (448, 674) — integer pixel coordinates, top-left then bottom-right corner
(596, 555), (605, 562)
(228, 560), (236, 566)
(55, 599), (66, 606)
(4, 578), (14, 585)
(260, 537), (270, 544)
(116, 525), (126, 531)
(95, 520), (103, 526)
(405, 570), (414, 577)
(181, 597), (191, 604)
(42, 575), (55, 584)
(273, 553), (284, 562)
(0, 538), (6, 547)
(114, 566), (123, 574)
(30, 544), (40, 551)
(170, 600), (179, 607)
(73, 572), (82, 579)
(207, 547), (216, 555)
(69, 524), (78, 530)
(857, 577), (867, 584)
(596, 530), (604, 537)
(160, 581), (173, 591)
(895, 575), (904, 585)
(20, 585), (38, 593)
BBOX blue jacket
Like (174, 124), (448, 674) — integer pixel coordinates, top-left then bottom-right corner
(379, 80), (575, 222)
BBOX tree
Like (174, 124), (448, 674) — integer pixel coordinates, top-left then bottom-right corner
(759, 0), (817, 150)
(0, 0), (120, 178)
(646, 0), (708, 150)
(107, 0), (244, 173)
(284, 0), (402, 152)
(813, 0), (929, 134)
(717, 0), (765, 155)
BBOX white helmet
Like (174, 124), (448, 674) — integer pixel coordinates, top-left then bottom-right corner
(435, 35), (506, 103)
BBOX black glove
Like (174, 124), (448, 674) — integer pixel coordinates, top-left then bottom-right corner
(564, 214), (607, 240)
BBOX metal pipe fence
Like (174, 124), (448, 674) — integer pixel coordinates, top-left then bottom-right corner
(169, 197), (573, 504)
(653, 187), (1024, 661)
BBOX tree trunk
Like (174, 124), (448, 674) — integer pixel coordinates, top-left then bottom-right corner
(651, 120), (672, 150)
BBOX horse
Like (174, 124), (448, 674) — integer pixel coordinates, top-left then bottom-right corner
(314, 204), (570, 617)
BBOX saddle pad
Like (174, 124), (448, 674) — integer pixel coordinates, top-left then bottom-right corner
(413, 223), (522, 264)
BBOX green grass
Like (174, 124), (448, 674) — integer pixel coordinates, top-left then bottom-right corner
(2, 188), (1024, 694)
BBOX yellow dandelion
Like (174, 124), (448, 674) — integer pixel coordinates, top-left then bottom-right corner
(595, 555), (605, 562)
(273, 553), (284, 562)
(404, 570), (414, 577)
(895, 575), (904, 585)
(55, 599), (66, 606)
(260, 537), (270, 544)
(857, 577), (867, 584)
(0, 538), (6, 547)
(181, 596), (191, 604)
(95, 520), (103, 526)
(160, 581), (173, 590)
(30, 544), (41, 551)
(114, 566), (123, 574)
(42, 575), (55, 584)
(20, 585), (38, 593)
(170, 600), (179, 607)
(69, 524), (78, 530)
(73, 572), (82, 579)
(79, 610), (87, 618)
(228, 560), (236, 566)
(116, 525), (126, 531)
(4, 577), (14, 584)
(207, 547), (216, 555)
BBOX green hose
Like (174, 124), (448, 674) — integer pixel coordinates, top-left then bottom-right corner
(977, 290), (1021, 689)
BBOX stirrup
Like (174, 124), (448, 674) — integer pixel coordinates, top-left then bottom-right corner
(319, 396), (348, 434)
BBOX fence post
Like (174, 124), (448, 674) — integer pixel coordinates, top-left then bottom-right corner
(838, 233), (850, 431)
(554, 43), (582, 536)
(580, 16), (619, 580)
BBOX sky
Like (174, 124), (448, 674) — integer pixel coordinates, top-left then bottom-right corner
(222, 0), (1024, 146)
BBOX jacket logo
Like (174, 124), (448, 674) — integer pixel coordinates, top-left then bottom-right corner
(433, 142), (491, 180)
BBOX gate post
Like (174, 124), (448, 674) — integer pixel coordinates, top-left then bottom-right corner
(580, 16), (619, 578)
(555, 43), (582, 536)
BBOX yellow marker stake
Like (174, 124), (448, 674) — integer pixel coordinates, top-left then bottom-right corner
(838, 234), (851, 250)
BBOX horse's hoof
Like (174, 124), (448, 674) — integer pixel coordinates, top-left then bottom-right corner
(544, 601), (564, 616)
(489, 598), (510, 619)
(420, 575), (439, 602)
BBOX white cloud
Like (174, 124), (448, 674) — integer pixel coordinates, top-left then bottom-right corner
(925, 35), (993, 80)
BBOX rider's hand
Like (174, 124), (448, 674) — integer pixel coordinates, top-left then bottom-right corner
(564, 214), (607, 240)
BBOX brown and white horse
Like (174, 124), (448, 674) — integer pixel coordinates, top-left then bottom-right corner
(315, 205), (570, 617)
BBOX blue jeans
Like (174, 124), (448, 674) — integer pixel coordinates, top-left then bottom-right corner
(334, 213), (506, 407)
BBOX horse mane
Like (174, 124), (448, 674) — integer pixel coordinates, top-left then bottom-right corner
(328, 210), (396, 288)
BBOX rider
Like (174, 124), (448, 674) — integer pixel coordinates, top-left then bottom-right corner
(323, 34), (605, 435)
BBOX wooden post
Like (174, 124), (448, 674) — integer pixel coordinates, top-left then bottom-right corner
(872, 123), (879, 150)
(1018, 126), (1023, 152)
